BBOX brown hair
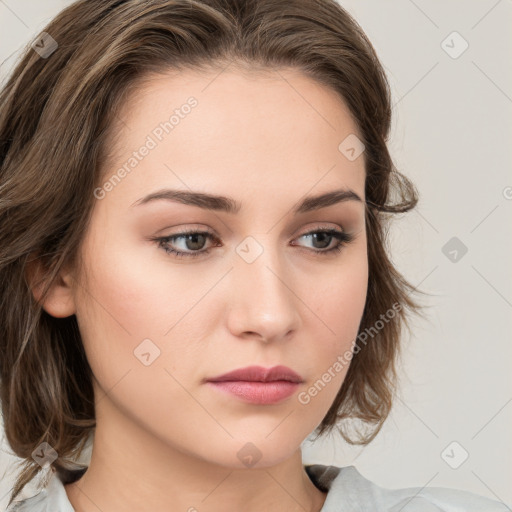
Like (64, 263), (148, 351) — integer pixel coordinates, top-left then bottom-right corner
(0, 0), (427, 505)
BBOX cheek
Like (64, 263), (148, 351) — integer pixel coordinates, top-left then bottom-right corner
(73, 237), (216, 393)
(308, 242), (368, 345)
(72, 241), (164, 389)
(77, 238), (200, 338)
(292, 242), (368, 409)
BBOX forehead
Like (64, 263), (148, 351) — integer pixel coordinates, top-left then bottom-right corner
(99, 66), (366, 208)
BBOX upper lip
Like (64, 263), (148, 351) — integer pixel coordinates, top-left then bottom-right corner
(206, 365), (304, 383)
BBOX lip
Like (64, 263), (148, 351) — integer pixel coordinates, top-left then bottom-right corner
(205, 365), (304, 405)
(206, 365), (304, 384)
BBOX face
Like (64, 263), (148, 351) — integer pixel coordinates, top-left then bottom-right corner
(69, 67), (368, 469)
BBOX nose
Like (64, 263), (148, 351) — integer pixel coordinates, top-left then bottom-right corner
(226, 237), (302, 344)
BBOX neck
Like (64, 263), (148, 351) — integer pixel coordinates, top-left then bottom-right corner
(65, 393), (327, 512)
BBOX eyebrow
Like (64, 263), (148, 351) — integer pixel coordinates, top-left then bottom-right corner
(130, 187), (363, 214)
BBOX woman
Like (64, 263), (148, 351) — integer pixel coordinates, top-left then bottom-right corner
(0, 0), (507, 510)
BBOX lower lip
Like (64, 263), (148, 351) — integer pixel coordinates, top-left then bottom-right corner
(206, 381), (300, 404)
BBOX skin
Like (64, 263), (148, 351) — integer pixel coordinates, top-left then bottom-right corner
(36, 66), (368, 512)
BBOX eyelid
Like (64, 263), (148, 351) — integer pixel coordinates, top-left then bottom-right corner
(294, 222), (347, 237)
(155, 222), (346, 242)
(150, 222), (355, 260)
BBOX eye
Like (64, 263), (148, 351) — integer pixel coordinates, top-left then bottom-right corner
(292, 228), (355, 255)
(152, 229), (219, 259)
(151, 227), (355, 259)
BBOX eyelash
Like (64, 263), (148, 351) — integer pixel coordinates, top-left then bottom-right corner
(151, 227), (355, 259)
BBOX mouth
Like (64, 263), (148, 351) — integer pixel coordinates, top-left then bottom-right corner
(205, 365), (304, 405)
(205, 365), (304, 384)
(206, 380), (301, 405)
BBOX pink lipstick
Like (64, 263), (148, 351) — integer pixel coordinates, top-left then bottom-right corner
(205, 365), (303, 405)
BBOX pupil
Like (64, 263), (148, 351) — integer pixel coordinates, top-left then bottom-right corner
(313, 233), (331, 249)
(186, 233), (205, 250)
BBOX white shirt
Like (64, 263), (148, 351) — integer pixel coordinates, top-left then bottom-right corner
(6, 464), (509, 511)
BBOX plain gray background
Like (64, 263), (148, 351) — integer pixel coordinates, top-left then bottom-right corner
(1, 0), (511, 509)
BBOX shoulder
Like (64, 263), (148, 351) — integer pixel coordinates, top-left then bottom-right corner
(305, 464), (510, 511)
(5, 468), (80, 512)
(5, 492), (44, 512)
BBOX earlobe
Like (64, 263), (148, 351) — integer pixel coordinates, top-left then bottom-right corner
(25, 256), (77, 318)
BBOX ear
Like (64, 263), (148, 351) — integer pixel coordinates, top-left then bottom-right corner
(25, 255), (76, 318)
